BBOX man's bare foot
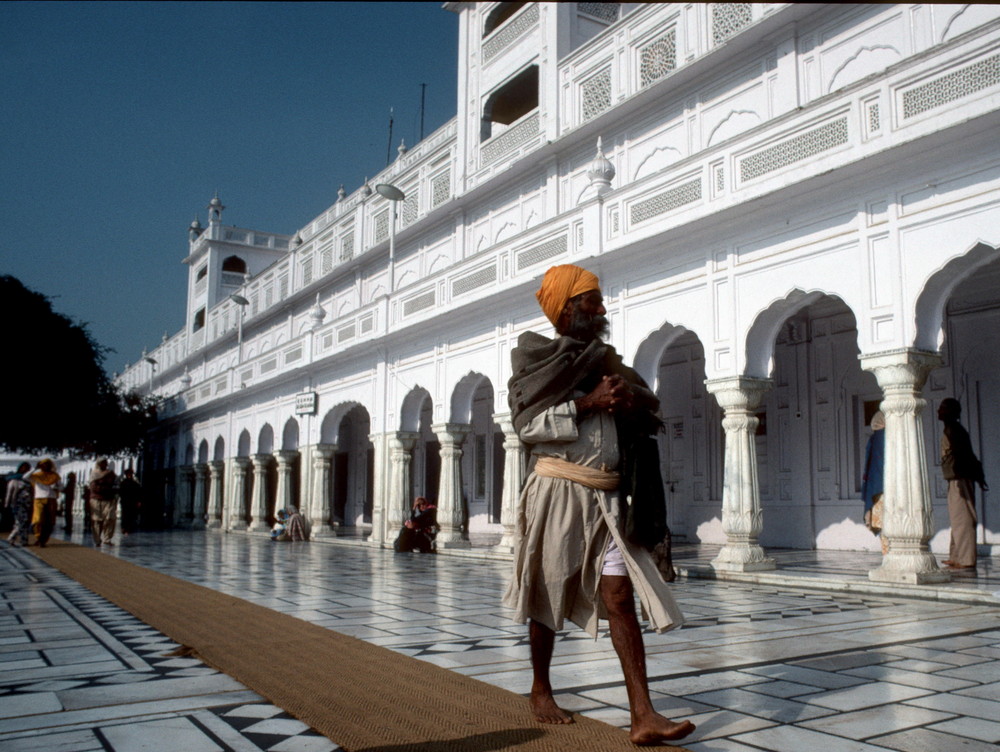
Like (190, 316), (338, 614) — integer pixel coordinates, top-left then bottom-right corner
(630, 714), (695, 745)
(530, 688), (573, 724)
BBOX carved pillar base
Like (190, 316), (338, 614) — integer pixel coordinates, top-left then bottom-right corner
(705, 377), (776, 573)
(861, 349), (950, 585)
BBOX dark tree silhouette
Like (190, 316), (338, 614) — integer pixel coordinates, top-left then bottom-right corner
(0, 275), (155, 456)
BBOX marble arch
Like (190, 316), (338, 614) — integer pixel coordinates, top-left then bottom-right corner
(913, 242), (1000, 352)
(257, 424), (274, 455)
(197, 439), (209, 464)
(213, 436), (225, 462)
(282, 418), (300, 451)
(400, 387), (432, 432)
(237, 429), (252, 457)
(450, 371), (493, 425)
(320, 402), (367, 445)
(633, 322), (702, 391)
(744, 289), (861, 379)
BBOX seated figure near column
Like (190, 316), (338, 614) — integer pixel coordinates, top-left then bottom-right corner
(393, 496), (438, 553)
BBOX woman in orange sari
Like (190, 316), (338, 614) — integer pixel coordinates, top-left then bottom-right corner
(27, 459), (61, 547)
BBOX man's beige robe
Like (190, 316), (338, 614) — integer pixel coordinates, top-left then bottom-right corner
(503, 398), (683, 638)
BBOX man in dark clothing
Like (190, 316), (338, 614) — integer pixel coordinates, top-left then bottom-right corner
(937, 398), (988, 570)
(118, 468), (142, 535)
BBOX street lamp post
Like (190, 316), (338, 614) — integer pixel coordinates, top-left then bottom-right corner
(375, 183), (405, 293)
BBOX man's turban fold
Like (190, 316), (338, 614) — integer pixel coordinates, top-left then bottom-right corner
(535, 265), (600, 326)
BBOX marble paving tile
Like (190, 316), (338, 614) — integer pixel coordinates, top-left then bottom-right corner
(927, 715), (1000, 743)
(953, 681), (1000, 702)
(840, 664), (977, 691)
(100, 716), (224, 752)
(680, 709), (775, 741)
(0, 691), (64, 719)
(936, 660), (1000, 684)
(0, 729), (104, 751)
(802, 681), (933, 711)
(742, 664), (869, 690)
(648, 671), (772, 697)
(686, 687), (835, 723)
(905, 689), (1000, 720)
(741, 679), (825, 698)
(799, 702), (953, 739)
(57, 673), (249, 710)
(732, 722), (893, 751)
(869, 726), (1000, 752)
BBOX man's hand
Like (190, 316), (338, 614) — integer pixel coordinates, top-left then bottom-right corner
(576, 375), (634, 416)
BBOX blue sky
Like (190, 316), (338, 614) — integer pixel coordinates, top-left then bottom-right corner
(0, 1), (458, 374)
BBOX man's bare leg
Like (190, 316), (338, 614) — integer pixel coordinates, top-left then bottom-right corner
(600, 575), (695, 745)
(528, 619), (573, 723)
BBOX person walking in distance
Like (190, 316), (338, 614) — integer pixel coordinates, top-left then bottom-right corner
(88, 458), (118, 548)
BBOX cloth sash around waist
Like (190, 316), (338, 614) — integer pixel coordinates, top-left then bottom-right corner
(533, 456), (620, 491)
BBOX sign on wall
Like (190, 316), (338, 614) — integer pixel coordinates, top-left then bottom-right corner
(295, 391), (318, 416)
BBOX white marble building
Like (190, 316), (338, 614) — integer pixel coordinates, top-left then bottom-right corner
(115, 3), (1000, 583)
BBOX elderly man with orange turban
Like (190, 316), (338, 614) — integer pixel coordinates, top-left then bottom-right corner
(504, 264), (694, 745)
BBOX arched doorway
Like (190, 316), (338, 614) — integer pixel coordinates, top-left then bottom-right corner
(333, 406), (373, 530)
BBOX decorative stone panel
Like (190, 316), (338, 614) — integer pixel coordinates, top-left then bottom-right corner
(578, 3), (619, 24)
(482, 3), (539, 62)
(639, 29), (677, 88)
(901, 53), (1000, 120)
(581, 67), (613, 122)
(340, 232), (354, 262)
(374, 210), (389, 244)
(515, 235), (568, 271)
(452, 265), (497, 297)
(712, 3), (753, 46)
(431, 171), (451, 208)
(739, 118), (849, 182)
(630, 178), (702, 225)
(337, 324), (356, 343)
(284, 347), (302, 364)
(481, 112), (540, 166)
(403, 290), (436, 316)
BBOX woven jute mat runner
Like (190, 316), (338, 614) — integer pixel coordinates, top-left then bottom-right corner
(35, 541), (692, 751)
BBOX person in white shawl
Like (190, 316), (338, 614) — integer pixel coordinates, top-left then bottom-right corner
(504, 264), (694, 745)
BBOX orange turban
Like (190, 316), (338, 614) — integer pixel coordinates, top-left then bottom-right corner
(535, 264), (601, 326)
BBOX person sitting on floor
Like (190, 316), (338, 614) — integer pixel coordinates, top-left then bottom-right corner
(270, 509), (289, 541)
(393, 496), (437, 553)
(285, 506), (307, 541)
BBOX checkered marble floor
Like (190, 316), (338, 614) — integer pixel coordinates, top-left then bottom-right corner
(3, 530), (999, 752)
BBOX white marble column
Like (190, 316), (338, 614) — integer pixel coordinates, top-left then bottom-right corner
(310, 444), (336, 538)
(191, 464), (208, 529)
(432, 423), (471, 548)
(367, 433), (387, 544)
(273, 450), (299, 516)
(206, 461), (225, 529)
(248, 454), (271, 532)
(705, 377), (776, 572)
(227, 458), (250, 531)
(861, 349), (950, 584)
(388, 432), (419, 532)
(175, 465), (193, 528)
(495, 412), (524, 553)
